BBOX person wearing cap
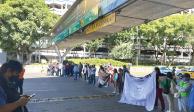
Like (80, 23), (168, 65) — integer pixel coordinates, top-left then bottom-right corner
(176, 73), (192, 112)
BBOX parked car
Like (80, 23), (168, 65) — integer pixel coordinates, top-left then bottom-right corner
(174, 66), (189, 76)
(158, 66), (172, 75)
(184, 67), (194, 79)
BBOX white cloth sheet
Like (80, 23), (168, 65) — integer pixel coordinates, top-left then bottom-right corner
(119, 72), (156, 111)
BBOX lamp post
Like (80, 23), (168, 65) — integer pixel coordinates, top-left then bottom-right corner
(163, 37), (167, 65)
(136, 26), (141, 66)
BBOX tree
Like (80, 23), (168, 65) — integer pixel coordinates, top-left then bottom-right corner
(0, 0), (7, 4)
(185, 23), (194, 65)
(83, 14), (194, 65)
(85, 39), (104, 57)
(0, 0), (59, 63)
(139, 14), (194, 65)
(110, 42), (134, 60)
(104, 29), (135, 48)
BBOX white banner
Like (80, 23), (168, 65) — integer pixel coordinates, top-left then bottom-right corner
(119, 72), (156, 111)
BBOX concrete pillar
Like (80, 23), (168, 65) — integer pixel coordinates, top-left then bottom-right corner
(55, 45), (62, 63)
(65, 3), (68, 10)
(83, 45), (86, 58)
(38, 50), (41, 63)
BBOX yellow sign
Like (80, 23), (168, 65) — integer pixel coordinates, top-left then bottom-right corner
(85, 13), (116, 34)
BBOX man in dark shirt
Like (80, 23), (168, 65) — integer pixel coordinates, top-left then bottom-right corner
(0, 86), (6, 105)
(0, 60), (29, 112)
(154, 67), (165, 112)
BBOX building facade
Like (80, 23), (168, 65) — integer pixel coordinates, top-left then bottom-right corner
(45, 0), (75, 16)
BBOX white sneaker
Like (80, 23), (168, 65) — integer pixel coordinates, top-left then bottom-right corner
(104, 85), (108, 88)
(112, 91), (116, 94)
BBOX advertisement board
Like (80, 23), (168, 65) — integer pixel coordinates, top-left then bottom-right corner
(85, 13), (116, 34)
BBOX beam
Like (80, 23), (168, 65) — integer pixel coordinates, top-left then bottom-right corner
(141, 0), (188, 10)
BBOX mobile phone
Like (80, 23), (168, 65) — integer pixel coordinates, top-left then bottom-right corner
(29, 94), (36, 98)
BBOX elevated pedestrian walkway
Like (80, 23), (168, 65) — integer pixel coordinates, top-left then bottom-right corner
(40, 0), (194, 50)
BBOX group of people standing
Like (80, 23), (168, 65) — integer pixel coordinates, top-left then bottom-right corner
(47, 62), (63, 76)
(82, 64), (96, 85)
(47, 61), (131, 95)
(97, 64), (129, 94)
(96, 65), (194, 112)
(48, 61), (97, 85)
(47, 61), (194, 112)
(155, 67), (194, 112)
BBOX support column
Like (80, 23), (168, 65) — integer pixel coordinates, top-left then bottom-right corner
(54, 45), (62, 63)
(62, 48), (73, 60)
(37, 50), (40, 63)
(83, 44), (86, 58)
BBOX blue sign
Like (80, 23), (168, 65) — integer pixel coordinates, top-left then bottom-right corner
(99, 0), (127, 15)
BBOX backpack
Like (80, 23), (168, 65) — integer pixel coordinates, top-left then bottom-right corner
(161, 78), (171, 94)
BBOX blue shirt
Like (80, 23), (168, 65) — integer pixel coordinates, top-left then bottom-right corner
(0, 86), (6, 105)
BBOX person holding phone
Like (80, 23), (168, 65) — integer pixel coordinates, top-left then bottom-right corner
(0, 60), (29, 112)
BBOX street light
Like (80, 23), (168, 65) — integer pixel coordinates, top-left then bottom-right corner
(136, 26), (141, 66)
(163, 37), (167, 65)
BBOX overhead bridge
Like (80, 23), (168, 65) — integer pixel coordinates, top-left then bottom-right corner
(40, 0), (194, 50)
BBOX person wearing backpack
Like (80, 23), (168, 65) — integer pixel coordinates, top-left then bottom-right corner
(161, 72), (176, 112)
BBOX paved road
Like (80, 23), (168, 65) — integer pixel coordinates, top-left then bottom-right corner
(24, 77), (147, 112)
(23, 76), (194, 112)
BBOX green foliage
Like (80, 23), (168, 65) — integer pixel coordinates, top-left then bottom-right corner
(104, 29), (135, 48)
(68, 58), (128, 67)
(110, 42), (134, 59)
(104, 14), (194, 50)
(85, 38), (104, 53)
(0, 0), (6, 4)
(138, 14), (194, 64)
(98, 14), (194, 64)
(0, 0), (59, 53)
(140, 14), (194, 47)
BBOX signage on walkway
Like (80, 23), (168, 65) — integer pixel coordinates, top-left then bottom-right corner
(99, 0), (128, 15)
(52, 29), (69, 43)
(85, 13), (116, 34)
(80, 5), (99, 27)
(69, 21), (81, 34)
(51, 0), (128, 43)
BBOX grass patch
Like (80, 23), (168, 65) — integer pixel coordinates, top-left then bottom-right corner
(68, 58), (128, 67)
